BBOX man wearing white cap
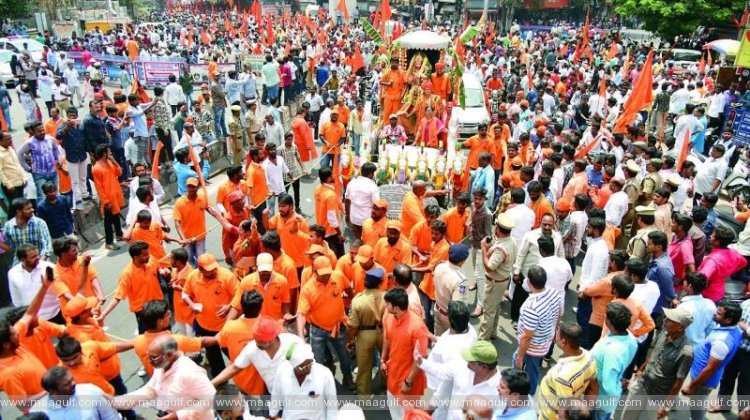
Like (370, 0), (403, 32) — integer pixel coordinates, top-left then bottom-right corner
(270, 342), (338, 420)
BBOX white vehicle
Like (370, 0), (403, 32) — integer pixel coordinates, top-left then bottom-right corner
(451, 73), (490, 139)
(0, 50), (16, 88)
(661, 48), (702, 74)
(0, 37), (44, 63)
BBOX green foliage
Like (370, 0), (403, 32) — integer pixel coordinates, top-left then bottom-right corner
(360, 17), (384, 46)
(611, 0), (744, 38)
(0, 0), (29, 19)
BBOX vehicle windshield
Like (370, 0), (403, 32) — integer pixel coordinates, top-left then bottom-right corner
(0, 51), (12, 63)
(12, 41), (43, 52)
(671, 50), (701, 62)
(465, 88), (484, 108)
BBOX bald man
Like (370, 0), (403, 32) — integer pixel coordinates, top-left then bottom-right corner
(400, 180), (447, 238)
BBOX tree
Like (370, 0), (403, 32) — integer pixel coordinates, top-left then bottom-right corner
(0, 0), (29, 19)
(611, 0), (745, 39)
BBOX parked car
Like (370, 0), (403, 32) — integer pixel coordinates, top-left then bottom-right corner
(0, 50), (17, 88)
(0, 37), (45, 63)
(451, 73), (490, 139)
(660, 48), (702, 74)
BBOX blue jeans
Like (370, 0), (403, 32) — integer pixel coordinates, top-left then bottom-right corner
(309, 324), (352, 378)
(267, 194), (277, 217)
(32, 172), (58, 202)
(351, 132), (362, 156)
(212, 106), (228, 138)
(577, 296), (593, 349)
(266, 84), (279, 103)
(112, 147), (129, 181)
(320, 152), (339, 169)
(184, 239), (206, 267)
(512, 350), (543, 396)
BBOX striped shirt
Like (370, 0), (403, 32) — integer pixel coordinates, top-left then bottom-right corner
(3, 216), (53, 262)
(517, 287), (563, 356)
(537, 350), (598, 420)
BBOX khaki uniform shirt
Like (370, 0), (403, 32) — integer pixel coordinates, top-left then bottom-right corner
(433, 261), (469, 311)
(349, 289), (385, 329)
(485, 236), (518, 281)
(639, 172), (662, 205)
(627, 226), (658, 261)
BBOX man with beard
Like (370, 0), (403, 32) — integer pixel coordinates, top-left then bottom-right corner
(361, 199), (389, 248)
(30, 366), (119, 419)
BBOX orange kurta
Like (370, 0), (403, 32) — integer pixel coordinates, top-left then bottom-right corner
(442, 207), (470, 243)
(291, 116), (317, 162)
(217, 317), (265, 395)
(418, 239), (450, 300)
(361, 217), (388, 248)
(320, 121), (346, 156)
(92, 160), (124, 215)
(400, 192), (425, 238)
(383, 310), (429, 401)
(463, 135), (496, 170)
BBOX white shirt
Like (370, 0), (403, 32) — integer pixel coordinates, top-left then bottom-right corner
(125, 199), (163, 226)
(63, 67), (80, 87)
(344, 176), (380, 226)
(52, 83), (70, 101)
(420, 359), (502, 420)
(513, 229), (564, 278)
(669, 88), (690, 114)
(270, 362), (338, 420)
(578, 236), (609, 289)
(542, 93), (556, 116)
(318, 108), (332, 131)
(707, 94), (726, 118)
(603, 190), (629, 227)
(630, 280), (661, 343)
(165, 82), (186, 106)
(537, 256), (573, 297)
(8, 261), (60, 320)
(588, 94), (606, 118)
(263, 122), (285, 147)
(673, 114), (704, 153)
(552, 167), (565, 199)
(505, 204), (535, 244)
(129, 177), (166, 204)
(694, 157), (728, 195)
(262, 156), (289, 195)
(425, 326), (478, 391)
(234, 333), (304, 392)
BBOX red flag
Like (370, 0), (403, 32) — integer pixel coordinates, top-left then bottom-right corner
(337, 0), (349, 22)
(676, 126), (691, 172)
(381, 0), (392, 22)
(698, 53), (706, 74)
(352, 45), (365, 74)
(251, 0), (262, 23)
(613, 50), (654, 134)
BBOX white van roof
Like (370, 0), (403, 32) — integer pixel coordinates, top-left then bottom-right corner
(462, 73), (482, 89)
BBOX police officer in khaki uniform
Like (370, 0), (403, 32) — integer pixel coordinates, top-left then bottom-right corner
(627, 205), (658, 262)
(433, 244), (471, 336)
(245, 100), (262, 145)
(619, 159), (642, 249)
(346, 267), (385, 397)
(227, 105), (246, 165)
(638, 158), (663, 206)
(478, 213), (518, 341)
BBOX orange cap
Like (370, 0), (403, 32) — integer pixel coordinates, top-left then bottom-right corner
(356, 245), (374, 264)
(314, 256), (332, 275)
(197, 253), (218, 271)
(511, 157), (524, 167)
(556, 200), (571, 212)
(186, 177), (199, 187)
(64, 295), (98, 319)
(386, 220), (402, 231)
(253, 316), (281, 341)
(306, 244), (326, 255)
(374, 199), (388, 209)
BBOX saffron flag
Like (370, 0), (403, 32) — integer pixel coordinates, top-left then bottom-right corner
(251, 0), (262, 22)
(575, 134), (602, 159)
(131, 73), (150, 104)
(676, 126), (691, 172)
(613, 50), (654, 134)
(151, 141), (164, 179)
(606, 41), (618, 60)
(381, 0), (392, 22)
(352, 45), (365, 74)
(187, 141), (208, 200)
(337, 0), (349, 22)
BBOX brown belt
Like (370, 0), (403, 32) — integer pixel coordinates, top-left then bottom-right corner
(486, 275), (510, 283)
(435, 304), (448, 316)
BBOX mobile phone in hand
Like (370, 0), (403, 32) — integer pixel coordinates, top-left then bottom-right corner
(46, 266), (54, 282)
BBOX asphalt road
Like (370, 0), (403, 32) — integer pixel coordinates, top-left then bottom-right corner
(0, 85), (737, 419)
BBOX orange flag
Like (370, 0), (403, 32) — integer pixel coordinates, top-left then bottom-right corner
(251, 0), (262, 22)
(187, 141), (208, 199)
(0, 107), (7, 131)
(526, 57), (533, 89)
(352, 45), (365, 74)
(151, 141), (164, 179)
(575, 134), (602, 159)
(606, 41), (618, 60)
(676, 127), (691, 172)
(131, 73), (150, 104)
(621, 48), (630, 79)
(698, 53), (706, 74)
(613, 50), (654, 134)
(381, 0), (392, 22)
(266, 19), (275, 47)
(337, 0), (349, 21)
(599, 76), (607, 98)
(284, 40), (291, 57)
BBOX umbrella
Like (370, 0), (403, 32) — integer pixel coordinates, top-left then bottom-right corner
(703, 39), (740, 56)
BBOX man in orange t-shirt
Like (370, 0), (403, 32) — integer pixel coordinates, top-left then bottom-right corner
(55, 336), (134, 397)
(264, 194), (310, 273)
(182, 253), (238, 377)
(5, 306), (65, 369)
(351, 245), (386, 294)
(246, 147), (270, 233)
(99, 241), (165, 334)
(261, 231), (301, 310)
(401, 182), (426, 238)
(92, 144), (124, 249)
(319, 111), (346, 168)
(229, 253), (291, 321)
(296, 256), (354, 389)
(124, 210), (183, 262)
(336, 240), (362, 282)
(217, 290), (266, 395)
(361, 200), (388, 248)
(460, 123), (496, 170)
(527, 181), (554, 229)
(52, 237), (104, 307)
(373, 221), (413, 281)
(168, 248), (196, 336)
(380, 58), (407, 124)
(414, 220), (450, 331)
(442, 194), (471, 243)
(381, 287), (429, 418)
(173, 177), (208, 264)
(410, 204), (442, 261)
(215, 165), (248, 215)
(314, 167), (344, 257)
(126, 37), (139, 61)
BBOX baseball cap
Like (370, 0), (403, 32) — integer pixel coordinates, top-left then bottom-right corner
(356, 245), (374, 264)
(461, 340), (498, 364)
(305, 244), (326, 255)
(257, 253), (273, 272)
(253, 316), (281, 341)
(197, 253), (218, 271)
(186, 177), (199, 187)
(314, 256), (332, 276)
(226, 190), (244, 203)
(448, 244), (470, 262)
(386, 220), (401, 231)
(64, 295), (98, 318)
(664, 306), (693, 326)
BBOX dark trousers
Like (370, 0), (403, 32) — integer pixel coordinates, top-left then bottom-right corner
(48, 311), (66, 325)
(418, 289), (434, 333)
(251, 202), (267, 235)
(588, 323), (603, 349)
(718, 348), (750, 411)
(193, 321), (226, 378)
(156, 127), (174, 163)
(109, 374), (136, 420)
(134, 310), (148, 334)
(510, 281), (529, 323)
(170, 104), (180, 116)
(625, 332), (653, 379)
(285, 179), (301, 209)
(103, 208), (123, 245)
(577, 297), (594, 349)
(351, 224), (363, 241)
(325, 234), (345, 258)
(2, 185), (25, 202)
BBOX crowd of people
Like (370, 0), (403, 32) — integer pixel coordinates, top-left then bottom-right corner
(3, 4), (750, 420)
